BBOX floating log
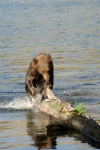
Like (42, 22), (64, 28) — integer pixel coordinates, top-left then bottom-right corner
(31, 88), (100, 143)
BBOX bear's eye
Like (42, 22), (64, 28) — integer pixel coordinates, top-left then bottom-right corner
(47, 70), (51, 73)
(48, 70), (52, 74)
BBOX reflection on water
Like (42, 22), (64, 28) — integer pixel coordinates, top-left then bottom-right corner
(27, 109), (56, 149)
(26, 109), (100, 149)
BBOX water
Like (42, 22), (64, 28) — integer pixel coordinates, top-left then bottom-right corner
(0, 0), (100, 149)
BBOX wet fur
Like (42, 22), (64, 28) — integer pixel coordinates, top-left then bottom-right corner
(25, 53), (54, 103)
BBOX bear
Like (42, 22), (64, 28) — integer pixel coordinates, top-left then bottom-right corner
(25, 53), (54, 104)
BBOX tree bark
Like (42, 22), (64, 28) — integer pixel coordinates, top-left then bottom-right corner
(32, 88), (100, 142)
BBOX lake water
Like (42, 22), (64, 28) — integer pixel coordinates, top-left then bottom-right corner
(0, 0), (100, 149)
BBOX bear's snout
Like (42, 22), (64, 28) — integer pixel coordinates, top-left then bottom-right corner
(43, 73), (50, 82)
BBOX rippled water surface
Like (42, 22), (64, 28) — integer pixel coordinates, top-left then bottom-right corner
(0, 0), (100, 149)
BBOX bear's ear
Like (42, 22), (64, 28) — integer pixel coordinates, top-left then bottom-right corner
(47, 54), (52, 61)
(33, 58), (38, 65)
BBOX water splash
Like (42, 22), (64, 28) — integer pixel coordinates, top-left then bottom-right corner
(0, 97), (33, 111)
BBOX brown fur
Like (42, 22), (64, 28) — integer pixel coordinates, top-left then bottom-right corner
(25, 53), (54, 102)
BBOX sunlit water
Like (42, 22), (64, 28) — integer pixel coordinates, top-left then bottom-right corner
(0, 0), (100, 149)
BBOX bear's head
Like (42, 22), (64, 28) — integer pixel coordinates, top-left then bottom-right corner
(33, 54), (53, 86)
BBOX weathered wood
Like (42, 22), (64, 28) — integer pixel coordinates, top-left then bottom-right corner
(32, 88), (100, 142)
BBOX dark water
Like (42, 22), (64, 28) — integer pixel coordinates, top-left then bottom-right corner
(0, 0), (100, 149)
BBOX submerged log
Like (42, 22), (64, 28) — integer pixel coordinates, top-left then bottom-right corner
(32, 88), (100, 143)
